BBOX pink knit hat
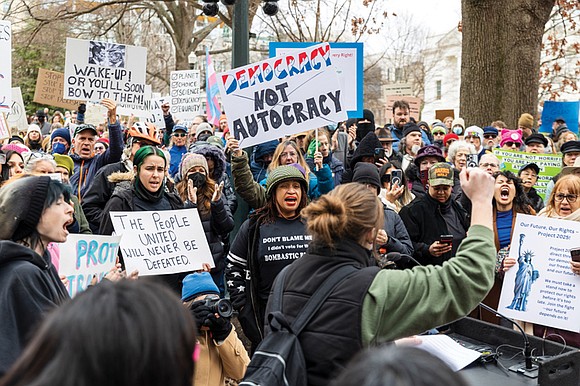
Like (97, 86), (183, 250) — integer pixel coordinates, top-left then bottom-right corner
(500, 129), (523, 147)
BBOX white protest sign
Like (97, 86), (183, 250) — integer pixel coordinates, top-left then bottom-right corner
(116, 84), (152, 116)
(0, 113), (9, 140)
(218, 42), (348, 148)
(170, 70), (202, 121)
(6, 87), (28, 131)
(84, 102), (108, 126)
(140, 96), (169, 129)
(0, 21), (12, 112)
(64, 38), (147, 112)
(109, 208), (214, 276)
(59, 234), (122, 297)
(498, 214), (580, 333)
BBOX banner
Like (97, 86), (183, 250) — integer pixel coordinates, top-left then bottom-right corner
(170, 70), (202, 121)
(140, 96), (168, 129)
(64, 38), (147, 112)
(493, 149), (561, 200)
(205, 47), (222, 127)
(270, 42), (363, 119)
(6, 87), (28, 131)
(59, 234), (122, 297)
(498, 214), (580, 333)
(33, 69), (80, 110)
(0, 21), (11, 111)
(219, 43), (348, 148)
(109, 208), (214, 276)
(540, 101), (579, 134)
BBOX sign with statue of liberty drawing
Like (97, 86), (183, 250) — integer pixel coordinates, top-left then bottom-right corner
(498, 214), (580, 333)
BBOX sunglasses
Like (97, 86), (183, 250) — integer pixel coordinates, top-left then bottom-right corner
(505, 141), (522, 147)
(173, 132), (187, 137)
(484, 134), (497, 139)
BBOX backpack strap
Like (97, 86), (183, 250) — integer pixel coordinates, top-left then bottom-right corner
(290, 265), (357, 335)
(269, 265), (290, 314)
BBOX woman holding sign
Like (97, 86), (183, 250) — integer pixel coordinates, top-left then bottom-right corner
(0, 175), (73, 375)
(533, 174), (580, 347)
(99, 146), (189, 293)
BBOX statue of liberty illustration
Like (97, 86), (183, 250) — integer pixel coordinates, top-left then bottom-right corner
(507, 234), (539, 311)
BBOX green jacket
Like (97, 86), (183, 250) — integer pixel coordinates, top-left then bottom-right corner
(361, 225), (495, 345)
(71, 195), (92, 235)
(230, 152), (267, 210)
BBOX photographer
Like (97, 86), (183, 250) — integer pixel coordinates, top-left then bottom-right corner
(182, 272), (249, 386)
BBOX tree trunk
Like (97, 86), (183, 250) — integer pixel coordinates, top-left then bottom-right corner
(460, 0), (555, 128)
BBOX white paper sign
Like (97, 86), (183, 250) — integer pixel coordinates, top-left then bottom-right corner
(59, 234), (122, 297)
(218, 42), (348, 148)
(64, 38), (147, 112)
(6, 87), (28, 131)
(84, 102), (108, 126)
(170, 70), (202, 121)
(0, 21), (12, 111)
(498, 214), (580, 333)
(109, 208), (214, 276)
(140, 96), (169, 129)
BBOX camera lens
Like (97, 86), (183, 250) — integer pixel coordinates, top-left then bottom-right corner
(215, 299), (233, 318)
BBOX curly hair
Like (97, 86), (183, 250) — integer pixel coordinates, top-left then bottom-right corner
(492, 170), (533, 214)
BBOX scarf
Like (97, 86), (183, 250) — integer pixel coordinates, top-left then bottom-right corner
(133, 172), (166, 203)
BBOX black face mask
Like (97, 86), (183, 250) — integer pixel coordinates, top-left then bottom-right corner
(188, 172), (206, 189)
(356, 122), (375, 142)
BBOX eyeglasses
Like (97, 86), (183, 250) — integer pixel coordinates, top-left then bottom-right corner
(484, 134), (497, 139)
(480, 163), (498, 168)
(555, 193), (577, 203)
(173, 132), (187, 137)
(505, 141), (522, 147)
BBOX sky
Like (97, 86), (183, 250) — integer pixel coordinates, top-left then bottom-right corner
(389, 0), (462, 36)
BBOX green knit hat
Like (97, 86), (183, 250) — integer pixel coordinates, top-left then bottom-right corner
(53, 154), (74, 175)
(266, 165), (308, 198)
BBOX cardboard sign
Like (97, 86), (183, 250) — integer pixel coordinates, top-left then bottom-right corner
(270, 42), (363, 119)
(6, 87), (28, 131)
(170, 70), (202, 121)
(64, 38), (147, 112)
(540, 101), (579, 134)
(498, 214), (580, 333)
(33, 69), (80, 110)
(493, 149), (561, 200)
(0, 21), (11, 111)
(109, 209), (214, 276)
(59, 234), (122, 297)
(219, 42), (348, 149)
(140, 96), (168, 130)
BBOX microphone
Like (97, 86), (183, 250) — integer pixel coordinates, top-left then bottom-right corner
(384, 252), (422, 269)
(478, 302), (537, 376)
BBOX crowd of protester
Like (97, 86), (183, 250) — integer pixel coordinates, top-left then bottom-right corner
(0, 98), (579, 385)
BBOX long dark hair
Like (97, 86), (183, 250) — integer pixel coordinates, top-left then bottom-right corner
(0, 280), (196, 386)
(492, 170), (533, 214)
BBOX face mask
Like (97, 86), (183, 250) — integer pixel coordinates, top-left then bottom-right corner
(188, 172), (206, 189)
(356, 122), (375, 142)
(52, 142), (67, 155)
(453, 126), (463, 135)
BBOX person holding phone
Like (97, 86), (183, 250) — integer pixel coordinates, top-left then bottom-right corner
(400, 163), (469, 266)
(175, 153), (234, 294)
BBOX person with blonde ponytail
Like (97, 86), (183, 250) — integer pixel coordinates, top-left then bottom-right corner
(263, 169), (499, 386)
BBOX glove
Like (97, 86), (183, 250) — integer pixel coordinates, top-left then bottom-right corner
(78, 103), (87, 114)
(206, 313), (232, 342)
(190, 302), (212, 331)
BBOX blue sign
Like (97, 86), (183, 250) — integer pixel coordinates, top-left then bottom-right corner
(270, 42), (363, 119)
(539, 100), (579, 134)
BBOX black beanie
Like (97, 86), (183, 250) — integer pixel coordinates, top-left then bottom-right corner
(351, 132), (382, 169)
(352, 163), (381, 195)
(402, 123), (421, 138)
(0, 176), (50, 241)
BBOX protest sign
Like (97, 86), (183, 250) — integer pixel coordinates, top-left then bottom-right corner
(498, 214), (580, 333)
(385, 96), (421, 122)
(84, 102), (108, 126)
(6, 87), (28, 131)
(140, 96), (169, 129)
(33, 69), (80, 110)
(109, 208), (214, 276)
(219, 42), (348, 149)
(116, 84), (152, 117)
(0, 112), (9, 140)
(59, 234), (122, 297)
(270, 42), (363, 119)
(0, 21), (12, 112)
(64, 38), (147, 112)
(539, 101), (579, 134)
(493, 149), (561, 200)
(170, 70), (202, 121)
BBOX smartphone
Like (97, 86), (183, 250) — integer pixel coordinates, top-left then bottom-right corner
(374, 148), (386, 163)
(571, 247), (580, 262)
(466, 154), (478, 168)
(440, 235), (453, 246)
(391, 169), (403, 187)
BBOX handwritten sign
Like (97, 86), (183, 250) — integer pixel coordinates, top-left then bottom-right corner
(0, 112), (9, 140)
(109, 208), (214, 276)
(59, 234), (122, 297)
(140, 96), (168, 129)
(498, 214), (580, 333)
(6, 87), (28, 131)
(540, 101), (579, 134)
(0, 21), (11, 111)
(218, 42), (348, 148)
(170, 70), (202, 121)
(64, 38), (147, 112)
(493, 149), (561, 200)
(33, 69), (80, 110)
